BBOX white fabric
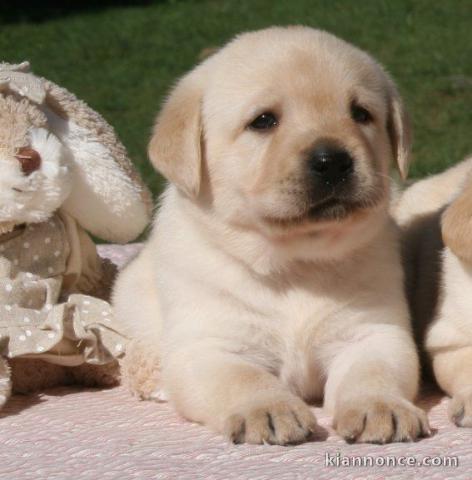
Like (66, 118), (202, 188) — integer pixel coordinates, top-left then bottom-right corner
(0, 386), (469, 480)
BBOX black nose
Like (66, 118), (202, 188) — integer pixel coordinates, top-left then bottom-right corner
(308, 145), (354, 186)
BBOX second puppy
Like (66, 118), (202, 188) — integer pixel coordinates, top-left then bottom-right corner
(396, 157), (472, 427)
(114, 26), (429, 445)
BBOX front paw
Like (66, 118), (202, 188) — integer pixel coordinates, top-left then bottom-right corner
(224, 394), (317, 445)
(449, 387), (472, 427)
(335, 396), (430, 444)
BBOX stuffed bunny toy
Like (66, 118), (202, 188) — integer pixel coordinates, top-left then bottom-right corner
(0, 62), (152, 409)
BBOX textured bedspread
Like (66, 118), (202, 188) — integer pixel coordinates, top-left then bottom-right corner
(1, 245), (470, 480)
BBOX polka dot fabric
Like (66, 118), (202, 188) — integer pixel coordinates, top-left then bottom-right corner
(0, 217), (69, 278)
(0, 214), (127, 366)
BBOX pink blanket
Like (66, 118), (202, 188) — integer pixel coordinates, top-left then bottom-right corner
(0, 245), (469, 480)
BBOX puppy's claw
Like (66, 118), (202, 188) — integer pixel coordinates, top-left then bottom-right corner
(226, 415), (246, 444)
(448, 387), (472, 428)
(335, 396), (429, 444)
(224, 395), (317, 445)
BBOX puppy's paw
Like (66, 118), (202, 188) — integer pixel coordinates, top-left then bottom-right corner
(449, 387), (472, 427)
(224, 394), (317, 445)
(335, 396), (430, 444)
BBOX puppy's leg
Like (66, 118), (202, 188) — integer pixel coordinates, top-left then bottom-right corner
(431, 347), (472, 427)
(162, 344), (317, 445)
(325, 326), (430, 444)
(426, 249), (472, 426)
(394, 156), (472, 226)
(112, 248), (163, 400)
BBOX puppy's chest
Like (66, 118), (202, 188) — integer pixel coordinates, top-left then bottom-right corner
(245, 278), (346, 342)
(281, 290), (345, 394)
(240, 284), (347, 398)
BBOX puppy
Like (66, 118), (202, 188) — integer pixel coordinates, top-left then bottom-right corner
(396, 156), (472, 427)
(113, 26), (429, 445)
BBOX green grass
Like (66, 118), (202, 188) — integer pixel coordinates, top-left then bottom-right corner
(1, 0), (471, 196)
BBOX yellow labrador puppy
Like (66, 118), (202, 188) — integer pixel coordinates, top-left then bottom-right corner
(114, 26), (429, 445)
(396, 156), (472, 427)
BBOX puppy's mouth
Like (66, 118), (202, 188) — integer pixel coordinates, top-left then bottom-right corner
(307, 197), (355, 221)
(263, 195), (375, 228)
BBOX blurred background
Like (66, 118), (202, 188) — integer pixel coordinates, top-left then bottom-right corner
(1, 0), (471, 197)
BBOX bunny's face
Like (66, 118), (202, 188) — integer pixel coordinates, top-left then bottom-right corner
(0, 62), (152, 242)
(0, 98), (72, 229)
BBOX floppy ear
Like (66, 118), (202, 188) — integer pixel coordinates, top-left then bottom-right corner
(0, 62), (47, 105)
(386, 81), (412, 180)
(442, 171), (472, 262)
(40, 80), (153, 243)
(148, 69), (205, 198)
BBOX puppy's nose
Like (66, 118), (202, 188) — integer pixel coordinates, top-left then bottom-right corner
(308, 145), (353, 186)
(15, 147), (41, 175)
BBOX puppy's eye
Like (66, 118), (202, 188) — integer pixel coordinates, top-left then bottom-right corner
(248, 112), (278, 130)
(351, 103), (373, 124)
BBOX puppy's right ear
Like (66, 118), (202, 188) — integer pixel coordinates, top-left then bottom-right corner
(386, 80), (412, 181)
(148, 69), (205, 198)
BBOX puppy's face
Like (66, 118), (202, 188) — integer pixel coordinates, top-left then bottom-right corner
(150, 27), (410, 239)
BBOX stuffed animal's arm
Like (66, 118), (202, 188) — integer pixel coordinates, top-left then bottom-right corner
(0, 357), (12, 408)
(59, 210), (116, 299)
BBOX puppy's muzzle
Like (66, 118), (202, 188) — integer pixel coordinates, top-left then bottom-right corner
(308, 144), (354, 187)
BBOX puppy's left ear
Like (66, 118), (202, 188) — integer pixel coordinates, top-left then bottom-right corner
(386, 81), (412, 180)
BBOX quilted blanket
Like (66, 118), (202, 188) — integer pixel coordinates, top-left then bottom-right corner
(0, 244), (470, 480)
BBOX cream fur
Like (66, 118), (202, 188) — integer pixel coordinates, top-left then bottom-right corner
(114, 27), (427, 445)
(394, 157), (472, 226)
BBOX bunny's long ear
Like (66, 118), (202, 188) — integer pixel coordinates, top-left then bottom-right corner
(41, 80), (152, 243)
